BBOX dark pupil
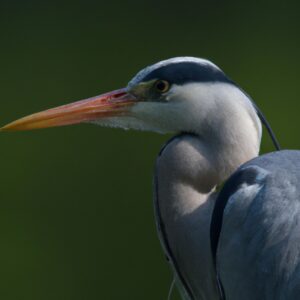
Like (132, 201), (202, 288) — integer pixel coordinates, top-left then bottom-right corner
(156, 81), (166, 91)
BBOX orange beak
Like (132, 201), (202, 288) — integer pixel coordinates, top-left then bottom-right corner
(1, 88), (137, 131)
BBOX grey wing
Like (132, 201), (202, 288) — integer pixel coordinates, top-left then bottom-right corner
(211, 150), (300, 300)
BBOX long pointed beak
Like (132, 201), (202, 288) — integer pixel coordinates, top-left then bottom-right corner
(1, 88), (137, 131)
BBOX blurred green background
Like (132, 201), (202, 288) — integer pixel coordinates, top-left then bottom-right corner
(0, 0), (300, 299)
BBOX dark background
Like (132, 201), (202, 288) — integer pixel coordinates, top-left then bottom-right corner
(0, 1), (299, 299)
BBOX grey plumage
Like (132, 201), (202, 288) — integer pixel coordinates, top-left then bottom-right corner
(4, 57), (299, 300)
(217, 150), (300, 300)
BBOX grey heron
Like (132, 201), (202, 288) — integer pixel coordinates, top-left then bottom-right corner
(2, 57), (299, 300)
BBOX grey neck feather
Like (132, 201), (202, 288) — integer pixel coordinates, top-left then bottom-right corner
(154, 92), (261, 299)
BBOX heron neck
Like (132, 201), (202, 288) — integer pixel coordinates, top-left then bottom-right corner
(157, 128), (260, 206)
(154, 133), (259, 298)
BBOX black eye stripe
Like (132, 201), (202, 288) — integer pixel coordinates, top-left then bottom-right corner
(142, 62), (235, 86)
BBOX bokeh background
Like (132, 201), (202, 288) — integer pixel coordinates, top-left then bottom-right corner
(0, 1), (300, 299)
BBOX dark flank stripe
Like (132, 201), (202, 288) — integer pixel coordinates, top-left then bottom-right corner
(210, 166), (261, 300)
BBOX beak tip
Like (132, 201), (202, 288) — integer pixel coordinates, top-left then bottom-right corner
(0, 122), (22, 132)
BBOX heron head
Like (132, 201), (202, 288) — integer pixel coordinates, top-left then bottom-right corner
(1, 57), (261, 144)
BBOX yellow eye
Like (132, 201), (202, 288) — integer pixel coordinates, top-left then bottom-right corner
(154, 80), (170, 93)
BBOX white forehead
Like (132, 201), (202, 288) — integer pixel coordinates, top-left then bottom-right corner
(128, 56), (221, 87)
